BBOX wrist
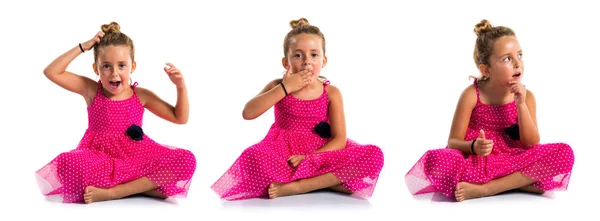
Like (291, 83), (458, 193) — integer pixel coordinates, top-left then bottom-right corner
(280, 82), (289, 96)
(471, 140), (476, 155)
(78, 43), (85, 53)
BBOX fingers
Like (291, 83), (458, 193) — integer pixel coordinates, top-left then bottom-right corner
(287, 155), (305, 168)
(508, 81), (525, 93)
(94, 31), (105, 43)
(288, 157), (298, 167)
(296, 70), (312, 85)
(295, 70), (311, 77)
(291, 159), (300, 168)
(476, 138), (493, 156)
(164, 63), (180, 76)
(479, 129), (485, 139)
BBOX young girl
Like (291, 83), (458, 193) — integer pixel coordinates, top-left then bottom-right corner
(35, 22), (197, 204)
(405, 20), (574, 202)
(211, 18), (384, 200)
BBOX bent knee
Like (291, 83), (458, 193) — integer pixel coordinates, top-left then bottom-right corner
(370, 145), (384, 162)
(424, 149), (464, 165)
(178, 149), (197, 169)
(556, 143), (575, 164)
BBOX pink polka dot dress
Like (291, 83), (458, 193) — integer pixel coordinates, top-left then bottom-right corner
(211, 80), (384, 200)
(405, 79), (574, 200)
(35, 81), (197, 203)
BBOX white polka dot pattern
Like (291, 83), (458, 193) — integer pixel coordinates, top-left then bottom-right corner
(405, 79), (574, 199)
(211, 80), (385, 200)
(35, 81), (197, 203)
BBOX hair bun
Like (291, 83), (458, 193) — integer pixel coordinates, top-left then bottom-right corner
(101, 22), (121, 34)
(474, 19), (493, 36)
(289, 18), (310, 29)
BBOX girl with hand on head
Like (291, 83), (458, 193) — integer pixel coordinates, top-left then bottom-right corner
(35, 22), (197, 204)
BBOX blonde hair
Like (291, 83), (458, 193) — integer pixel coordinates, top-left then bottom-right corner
(283, 18), (328, 82)
(470, 19), (516, 82)
(283, 18), (326, 59)
(93, 22), (135, 63)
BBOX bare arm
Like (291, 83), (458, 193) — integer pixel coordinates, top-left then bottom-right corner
(447, 85), (478, 154)
(242, 79), (286, 120)
(517, 90), (540, 146)
(138, 63), (189, 124)
(43, 32), (104, 102)
(138, 87), (188, 124)
(243, 69), (312, 120)
(314, 85), (347, 152)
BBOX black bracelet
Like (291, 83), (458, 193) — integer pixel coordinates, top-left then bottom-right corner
(79, 43), (85, 53)
(471, 140), (476, 155)
(280, 82), (288, 96)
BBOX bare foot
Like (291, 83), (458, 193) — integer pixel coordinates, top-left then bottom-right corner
(518, 185), (545, 194)
(142, 189), (168, 199)
(328, 184), (352, 194)
(84, 186), (116, 204)
(268, 182), (302, 199)
(455, 182), (489, 202)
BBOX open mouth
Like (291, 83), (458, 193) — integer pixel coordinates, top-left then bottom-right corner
(109, 81), (121, 90)
(512, 73), (521, 78)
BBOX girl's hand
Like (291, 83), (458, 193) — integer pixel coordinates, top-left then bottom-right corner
(474, 129), (493, 156)
(509, 81), (526, 106)
(164, 63), (185, 88)
(282, 67), (312, 94)
(287, 155), (305, 168)
(81, 31), (104, 51)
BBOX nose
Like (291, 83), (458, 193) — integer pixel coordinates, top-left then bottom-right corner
(513, 59), (521, 69)
(109, 67), (120, 76)
(303, 55), (312, 65)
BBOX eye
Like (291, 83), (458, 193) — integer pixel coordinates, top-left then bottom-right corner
(311, 53), (319, 58)
(518, 53), (523, 59)
(503, 57), (512, 62)
(119, 64), (126, 68)
(103, 64), (110, 69)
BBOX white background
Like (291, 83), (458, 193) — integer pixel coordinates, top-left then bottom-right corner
(1, 0), (598, 220)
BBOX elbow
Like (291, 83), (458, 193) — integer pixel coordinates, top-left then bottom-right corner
(332, 135), (347, 150)
(447, 138), (460, 149)
(242, 113), (256, 120)
(522, 137), (540, 147)
(174, 118), (188, 125)
(174, 114), (189, 125)
(242, 108), (257, 120)
(43, 68), (53, 79)
(447, 138), (459, 150)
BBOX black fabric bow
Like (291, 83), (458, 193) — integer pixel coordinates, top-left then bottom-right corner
(126, 124), (144, 141)
(505, 124), (520, 140)
(314, 121), (332, 139)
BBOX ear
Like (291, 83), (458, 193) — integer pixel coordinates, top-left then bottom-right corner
(281, 57), (289, 70)
(478, 64), (490, 78)
(92, 63), (99, 75)
(131, 61), (137, 74)
(322, 55), (328, 68)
